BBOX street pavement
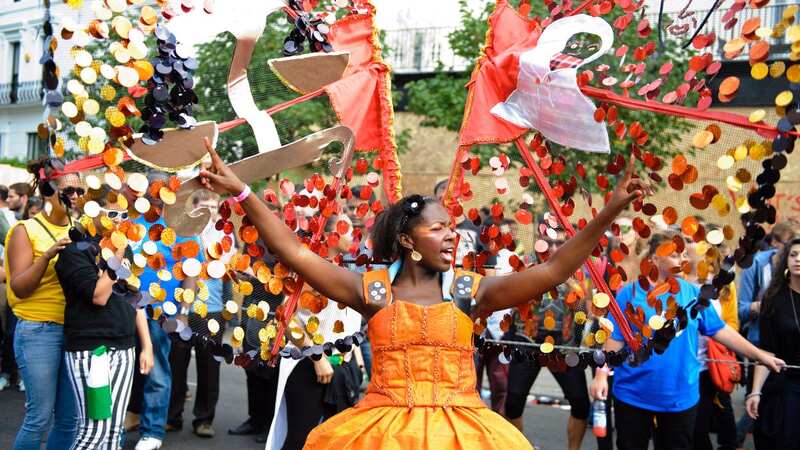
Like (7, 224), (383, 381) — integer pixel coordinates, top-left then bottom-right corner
(0, 360), (756, 450)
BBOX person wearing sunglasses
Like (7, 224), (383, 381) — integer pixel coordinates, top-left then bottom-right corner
(4, 159), (80, 450)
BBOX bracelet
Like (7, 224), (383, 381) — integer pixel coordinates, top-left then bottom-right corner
(232, 184), (251, 203)
(746, 392), (762, 399)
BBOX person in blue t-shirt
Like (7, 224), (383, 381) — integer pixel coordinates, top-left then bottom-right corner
(126, 187), (204, 450)
(166, 191), (234, 438)
(590, 231), (784, 450)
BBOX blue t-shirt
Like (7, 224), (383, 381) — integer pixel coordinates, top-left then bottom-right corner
(609, 278), (725, 412)
(129, 216), (204, 315)
(204, 278), (223, 313)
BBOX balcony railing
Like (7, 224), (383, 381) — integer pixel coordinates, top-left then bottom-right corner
(383, 26), (469, 74)
(0, 80), (43, 105)
(384, 3), (791, 74)
(646, 3), (791, 61)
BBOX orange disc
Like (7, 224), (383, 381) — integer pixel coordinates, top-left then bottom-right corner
(705, 124), (722, 143)
(671, 155), (688, 174)
(662, 206), (678, 225)
(749, 40), (769, 64)
(719, 76), (741, 97)
(741, 17), (761, 37)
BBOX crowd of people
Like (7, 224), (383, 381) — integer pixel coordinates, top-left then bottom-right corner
(0, 153), (796, 450)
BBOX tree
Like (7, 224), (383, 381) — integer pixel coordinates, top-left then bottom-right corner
(403, 0), (693, 193)
(193, 14), (339, 164)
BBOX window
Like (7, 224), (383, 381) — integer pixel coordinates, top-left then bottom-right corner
(10, 42), (20, 103)
(27, 132), (47, 160)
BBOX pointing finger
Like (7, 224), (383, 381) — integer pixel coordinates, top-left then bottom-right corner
(203, 137), (224, 168)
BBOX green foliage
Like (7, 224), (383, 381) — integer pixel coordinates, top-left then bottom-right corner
(0, 158), (27, 169)
(404, 0), (693, 192)
(193, 14), (338, 163)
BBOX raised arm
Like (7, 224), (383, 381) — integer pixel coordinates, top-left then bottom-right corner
(476, 156), (649, 313)
(197, 138), (365, 314)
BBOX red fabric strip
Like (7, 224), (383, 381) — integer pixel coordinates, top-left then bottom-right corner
(514, 137), (640, 350)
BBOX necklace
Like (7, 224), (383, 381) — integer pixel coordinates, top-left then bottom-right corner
(789, 287), (800, 333)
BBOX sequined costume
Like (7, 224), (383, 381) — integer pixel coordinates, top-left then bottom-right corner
(303, 269), (532, 449)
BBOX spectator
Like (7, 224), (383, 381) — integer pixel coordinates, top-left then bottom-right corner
(126, 172), (203, 450)
(55, 198), (154, 449)
(591, 232), (783, 450)
(0, 185), (14, 243)
(745, 237), (800, 449)
(24, 197), (43, 219)
(0, 184), (16, 392)
(166, 191), (234, 438)
(227, 245), (281, 443)
(735, 221), (795, 445)
(265, 215), (363, 450)
(342, 186), (373, 376)
(7, 183), (32, 220)
(685, 237), (739, 450)
(4, 160), (79, 450)
(503, 233), (590, 450)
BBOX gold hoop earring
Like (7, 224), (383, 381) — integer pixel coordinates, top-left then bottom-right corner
(411, 250), (422, 262)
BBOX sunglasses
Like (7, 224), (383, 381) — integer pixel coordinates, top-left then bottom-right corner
(61, 187), (85, 196)
(101, 208), (128, 220)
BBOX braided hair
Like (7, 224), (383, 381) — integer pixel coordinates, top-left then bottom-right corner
(370, 194), (438, 261)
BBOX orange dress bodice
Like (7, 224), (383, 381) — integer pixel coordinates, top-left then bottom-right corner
(303, 271), (533, 450)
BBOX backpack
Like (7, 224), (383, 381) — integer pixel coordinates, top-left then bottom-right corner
(706, 338), (741, 393)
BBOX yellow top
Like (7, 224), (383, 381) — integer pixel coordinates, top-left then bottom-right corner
(4, 213), (70, 324)
(720, 282), (739, 331)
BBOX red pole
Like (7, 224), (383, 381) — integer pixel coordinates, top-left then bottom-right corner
(513, 137), (640, 350)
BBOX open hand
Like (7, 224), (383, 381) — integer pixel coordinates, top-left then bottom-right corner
(607, 155), (652, 211)
(198, 137), (247, 197)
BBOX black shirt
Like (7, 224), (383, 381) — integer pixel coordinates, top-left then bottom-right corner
(55, 237), (137, 352)
(760, 285), (800, 381)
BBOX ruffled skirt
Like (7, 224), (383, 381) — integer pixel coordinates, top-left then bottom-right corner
(303, 404), (533, 449)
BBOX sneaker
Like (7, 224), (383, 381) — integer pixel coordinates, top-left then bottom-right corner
(0, 375), (9, 391)
(194, 422), (215, 438)
(134, 437), (163, 450)
(124, 412), (140, 432)
(17, 379), (24, 392)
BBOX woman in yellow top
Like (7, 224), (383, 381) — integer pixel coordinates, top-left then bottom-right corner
(5, 159), (83, 450)
(685, 236), (740, 450)
(198, 140), (649, 449)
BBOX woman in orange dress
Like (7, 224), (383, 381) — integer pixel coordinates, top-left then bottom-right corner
(197, 140), (649, 449)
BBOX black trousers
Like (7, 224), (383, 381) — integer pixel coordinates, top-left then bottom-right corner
(282, 358), (326, 450)
(1, 306), (18, 379)
(504, 356), (590, 420)
(167, 314), (224, 428)
(245, 367), (278, 430)
(615, 399), (698, 450)
(693, 371), (736, 450)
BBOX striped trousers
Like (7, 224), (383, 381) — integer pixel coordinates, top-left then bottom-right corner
(65, 347), (136, 450)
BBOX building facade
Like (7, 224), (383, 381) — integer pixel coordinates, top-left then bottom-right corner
(0, 0), (90, 161)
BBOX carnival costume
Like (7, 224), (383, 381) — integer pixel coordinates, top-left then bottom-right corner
(303, 264), (532, 449)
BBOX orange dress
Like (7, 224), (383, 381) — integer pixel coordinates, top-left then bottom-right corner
(303, 270), (532, 450)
